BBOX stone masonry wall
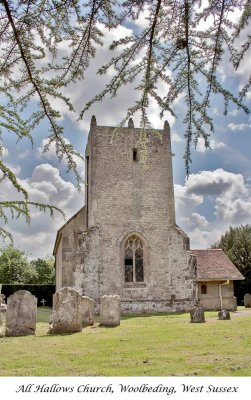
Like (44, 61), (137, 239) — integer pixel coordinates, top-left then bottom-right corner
(198, 281), (237, 310)
(74, 120), (197, 313)
(56, 207), (86, 289)
(74, 226), (101, 302)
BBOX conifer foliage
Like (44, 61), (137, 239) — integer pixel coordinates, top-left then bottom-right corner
(0, 1), (250, 241)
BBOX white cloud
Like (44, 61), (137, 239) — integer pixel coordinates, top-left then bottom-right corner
(217, 66), (227, 82)
(189, 228), (222, 250)
(132, 6), (150, 29)
(196, 137), (226, 153)
(228, 122), (250, 131)
(212, 108), (220, 116)
(0, 163), (84, 258)
(6, 163), (21, 176)
(45, 22), (176, 133)
(37, 138), (85, 178)
(28, 164), (84, 212)
(147, 96), (175, 129)
(37, 138), (70, 160)
(215, 197), (251, 224)
(209, 139), (226, 151)
(235, 26), (251, 81)
(185, 213), (209, 229)
(175, 184), (203, 211)
(171, 131), (183, 143)
(185, 169), (246, 198)
(228, 109), (240, 117)
(0, 146), (8, 158)
(175, 168), (251, 249)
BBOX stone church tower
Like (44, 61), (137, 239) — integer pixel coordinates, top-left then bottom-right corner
(54, 116), (198, 313)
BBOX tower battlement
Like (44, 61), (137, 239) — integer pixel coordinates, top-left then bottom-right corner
(85, 116), (175, 229)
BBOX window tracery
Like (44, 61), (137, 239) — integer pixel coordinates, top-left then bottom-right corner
(124, 235), (144, 283)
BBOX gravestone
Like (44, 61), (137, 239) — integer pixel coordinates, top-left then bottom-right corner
(218, 309), (230, 320)
(244, 293), (251, 308)
(40, 299), (46, 307)
(190, 306), (205, 323)
(81, 296), (94, 327)
(0, 294), (7, 313)
(0, 303), (7, 313)
(49, 287), (82, 334)
(5, 290), (37, 336)
(100, 295), (121, 327)
(0, 313), (5, 337)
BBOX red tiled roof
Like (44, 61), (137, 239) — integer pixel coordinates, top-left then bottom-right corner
(191, 249), (245, 281)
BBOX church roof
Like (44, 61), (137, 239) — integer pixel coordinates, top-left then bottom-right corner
(192, 249), (245, 281)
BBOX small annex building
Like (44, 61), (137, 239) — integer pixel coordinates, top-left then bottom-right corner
(192, 249), (244, 310)
(53, 116), (244, 313)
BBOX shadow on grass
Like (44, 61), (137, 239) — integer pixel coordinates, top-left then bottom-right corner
(121, 311), (188, 320)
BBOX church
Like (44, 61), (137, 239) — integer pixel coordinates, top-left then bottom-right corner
(53, 116), (244, 313)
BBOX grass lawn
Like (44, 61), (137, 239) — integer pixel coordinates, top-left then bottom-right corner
(0, 307), (250, 376)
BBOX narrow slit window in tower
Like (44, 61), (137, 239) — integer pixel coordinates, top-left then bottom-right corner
(133, 148), (139, 162)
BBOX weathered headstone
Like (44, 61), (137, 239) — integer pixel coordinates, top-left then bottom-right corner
(218, 309), (230, 320)
(49, 313), (53, 326)
(100, 295), (121, 327)
(244, 293), (251, 308)
(81, 296), (94, 327)
(0, 313), (5, 337)
(0, 294), (7, 313)
(0, 303), (7, 313)
(5, 290), (37, 336)
(49, 287), (82, 334)
(190, 306), (205, 323)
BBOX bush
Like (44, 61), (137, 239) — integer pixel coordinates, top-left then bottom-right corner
(1, 284), (55, 307)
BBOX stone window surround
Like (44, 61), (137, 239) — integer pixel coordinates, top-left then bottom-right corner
(133, 148), (140, 162)
(120, 231), (149, 288)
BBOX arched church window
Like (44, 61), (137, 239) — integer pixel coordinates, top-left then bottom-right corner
(124, 235), (144, 282)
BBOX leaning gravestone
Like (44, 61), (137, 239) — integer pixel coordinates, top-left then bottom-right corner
(49, 287), (82, 334)
(100, 295), (121, 327)
(244, 293), (251, 308)
(5, 290), (37, 336)
(190, 306), (205, 323)
(218, 309), (230, 320)
(81, 296), (94, 327)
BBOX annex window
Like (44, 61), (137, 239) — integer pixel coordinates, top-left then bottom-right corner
(201, 284), (207, 295)
(124, 235), (144, 283)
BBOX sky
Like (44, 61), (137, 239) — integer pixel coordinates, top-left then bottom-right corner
(1, 4), (251, 259)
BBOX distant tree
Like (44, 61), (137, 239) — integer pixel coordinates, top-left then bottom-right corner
(31, 257), (55, 284)
(212, 225), (251, 275)
(0, 246), (37, 284)
(212, 225), (251, 303)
